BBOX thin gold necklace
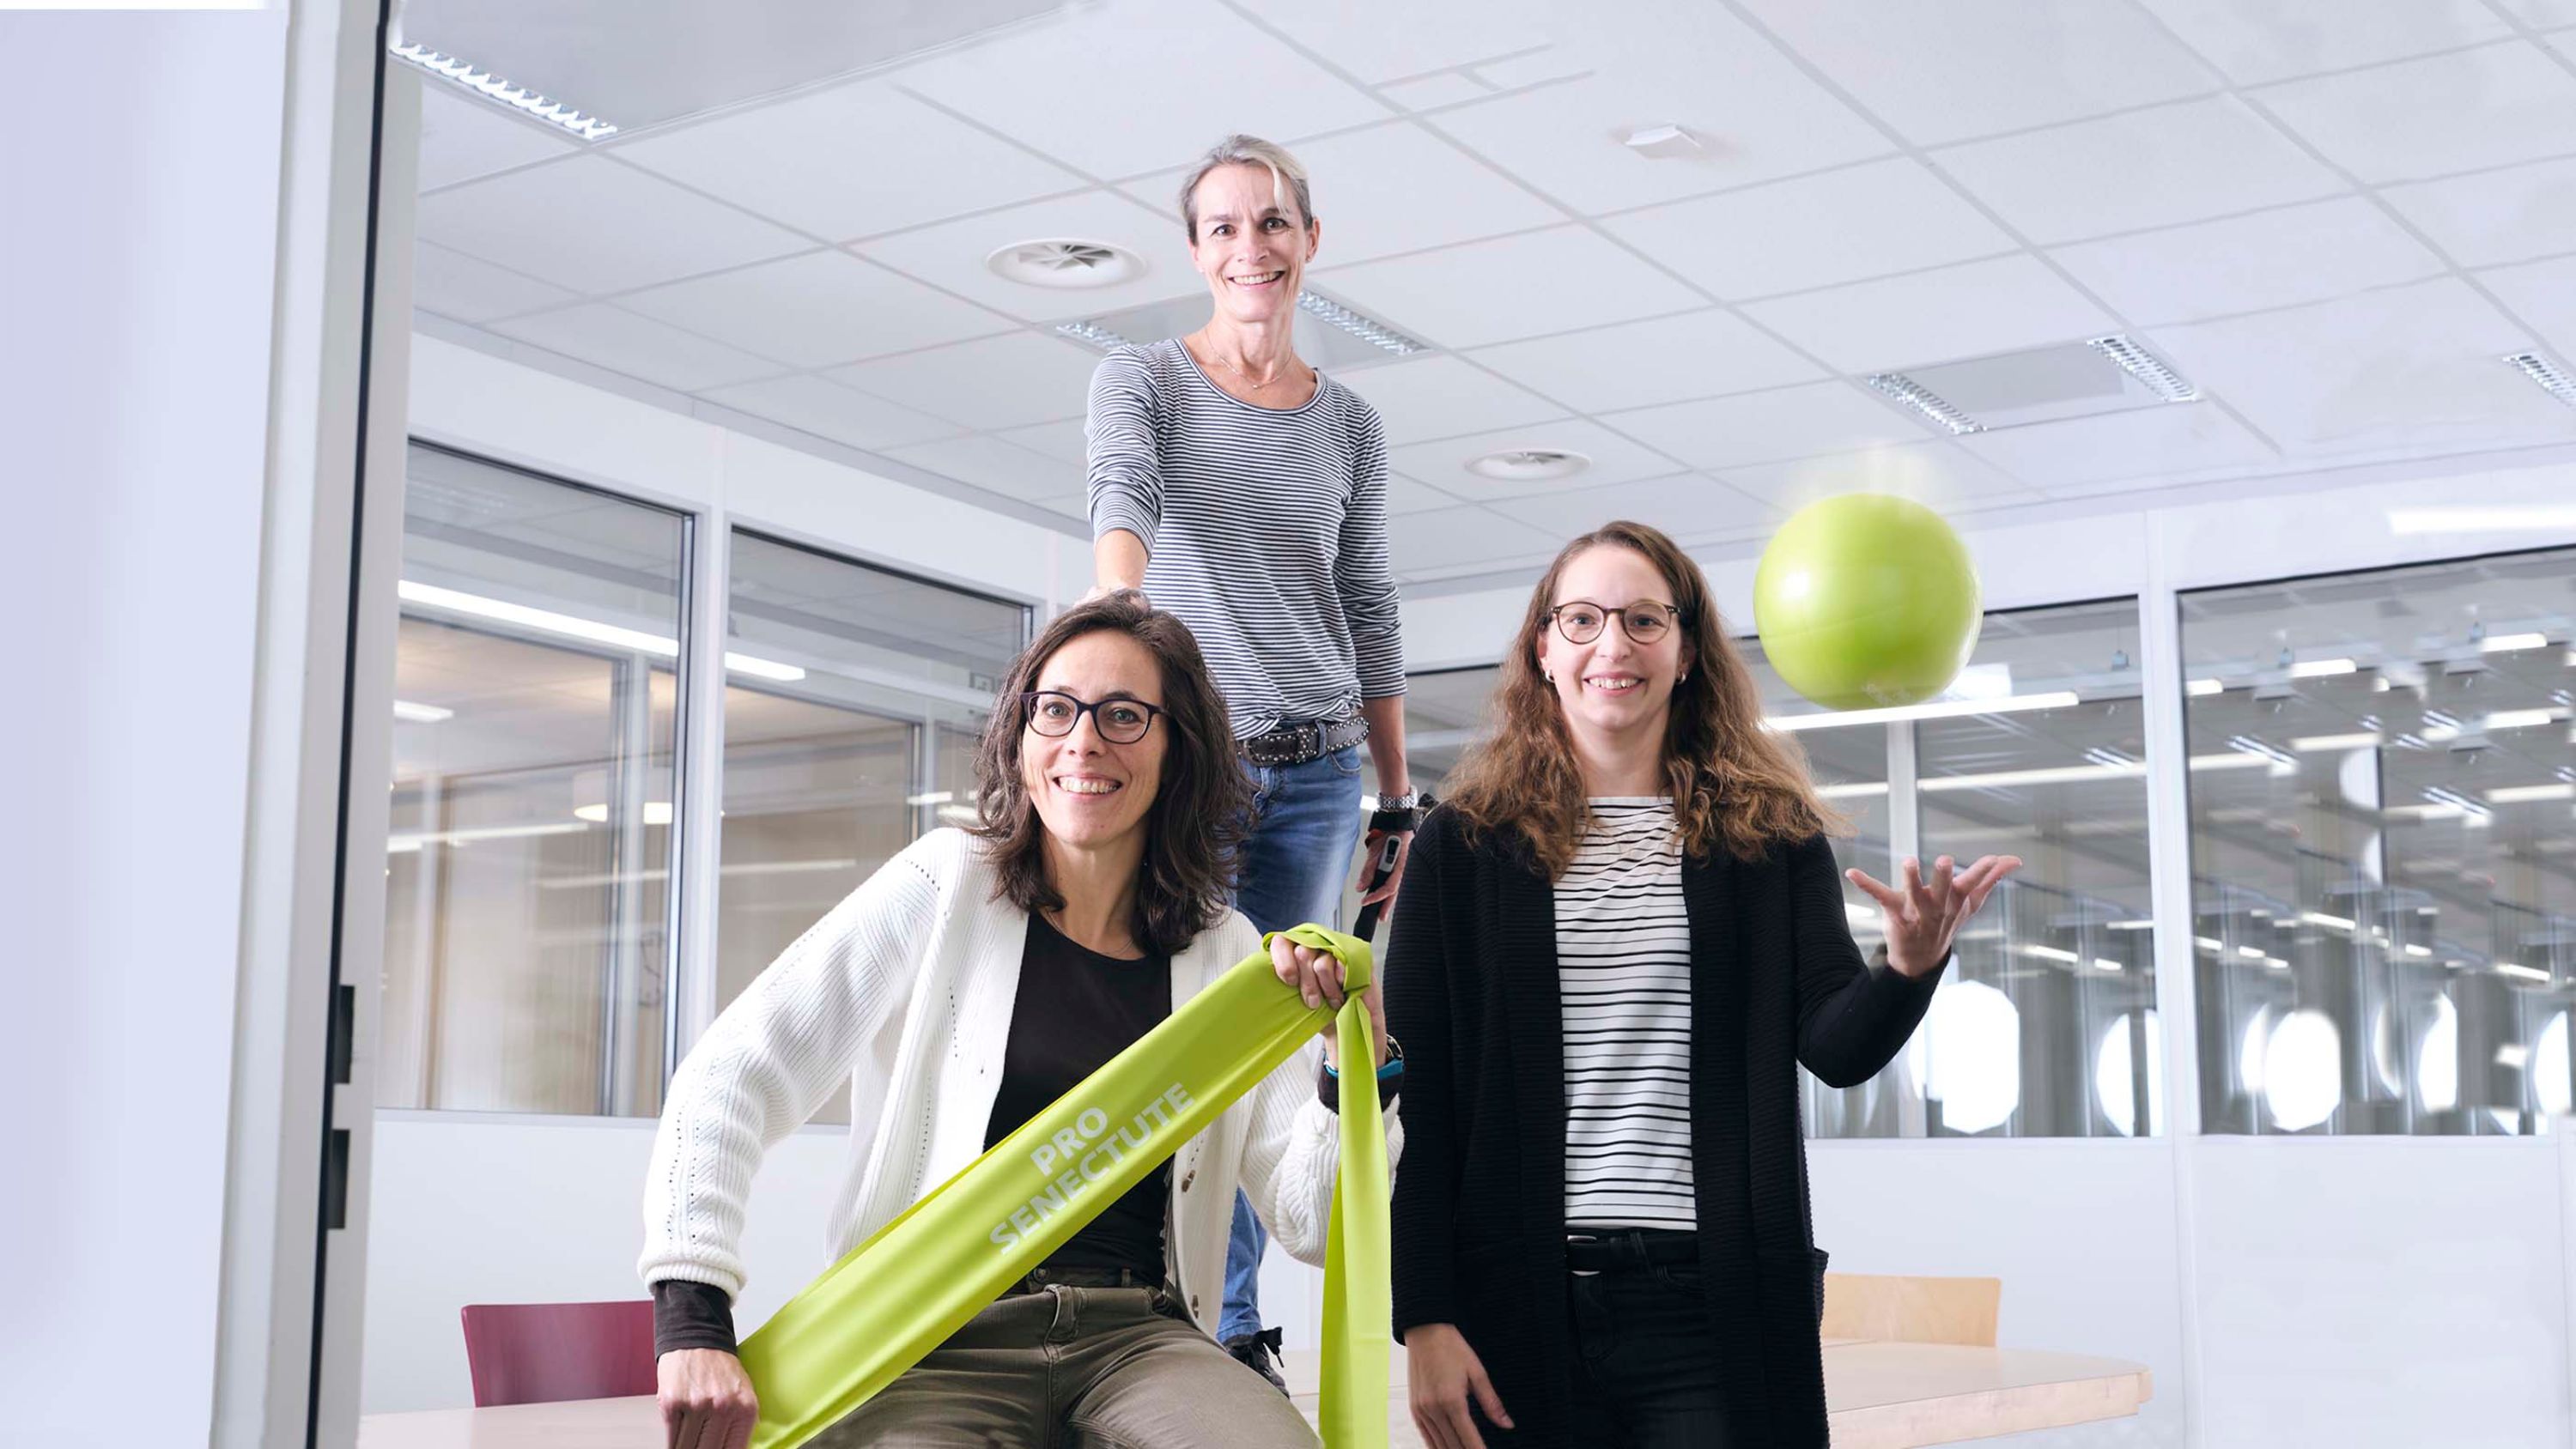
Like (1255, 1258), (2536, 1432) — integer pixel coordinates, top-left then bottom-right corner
(1197, 332), (1302, 391)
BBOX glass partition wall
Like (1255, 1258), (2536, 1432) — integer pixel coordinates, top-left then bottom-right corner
(2183, 548), (2576, 1136)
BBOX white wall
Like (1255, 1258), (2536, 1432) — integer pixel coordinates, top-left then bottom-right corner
(0, 11), (297, 1446)
(365, 336), (2576, 1443)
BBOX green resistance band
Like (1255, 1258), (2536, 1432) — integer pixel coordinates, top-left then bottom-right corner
(738, 923), (1391, 1449)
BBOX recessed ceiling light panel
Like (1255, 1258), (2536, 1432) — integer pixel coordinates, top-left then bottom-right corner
(1865, 373), (1983, 434)
(391, 41), (620, 140)
(1468, 448), (1591, 483)
(987, 239), (1145, 289)
(2089, 335), (2199, 403)
(2506, 352), (2576, 408)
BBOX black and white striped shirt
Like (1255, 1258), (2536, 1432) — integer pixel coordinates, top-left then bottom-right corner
(1086, 339), (1405, 740)
(1558, 798), (1697, 1231)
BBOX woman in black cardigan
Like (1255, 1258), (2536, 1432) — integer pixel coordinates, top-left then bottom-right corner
(1387, 520), (2018, 1448)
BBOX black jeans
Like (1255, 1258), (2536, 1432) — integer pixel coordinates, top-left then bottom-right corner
(1562, 1262), (1733, 1448)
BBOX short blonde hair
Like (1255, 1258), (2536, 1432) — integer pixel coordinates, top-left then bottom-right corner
(1177, 134), (1315, 243)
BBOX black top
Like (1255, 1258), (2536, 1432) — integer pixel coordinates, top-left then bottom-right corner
(979, 912), (1175, 1278)
(1383, 806), (1942, 1447)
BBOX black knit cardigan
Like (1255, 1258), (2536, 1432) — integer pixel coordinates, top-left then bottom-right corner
(1384, 804), (1944, 1446)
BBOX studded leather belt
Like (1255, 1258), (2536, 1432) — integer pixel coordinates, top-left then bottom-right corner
(1240, 714), (1370, 767)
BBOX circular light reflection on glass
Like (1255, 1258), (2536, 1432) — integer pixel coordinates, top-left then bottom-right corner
(2418, 995), (2458, 1114)
(2094, 1009), (2163, 1137)
(2265, 1008), (2342, 1131)
(2537, 1013), (2573, 1119)
(1912, 979), (2021, 1134)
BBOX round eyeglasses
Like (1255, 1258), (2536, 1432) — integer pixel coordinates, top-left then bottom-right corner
(1021, 690), (1163, 744)
(1545, 599), (1685, 646)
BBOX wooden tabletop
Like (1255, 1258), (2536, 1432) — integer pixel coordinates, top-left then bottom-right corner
(360, 1338), (2148, 1449)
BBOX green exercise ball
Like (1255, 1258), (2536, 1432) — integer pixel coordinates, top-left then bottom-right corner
(1753, 494), (1982, 711)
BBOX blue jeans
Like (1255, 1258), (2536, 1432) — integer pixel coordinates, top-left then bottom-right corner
(1221, 743), (1366, 1343)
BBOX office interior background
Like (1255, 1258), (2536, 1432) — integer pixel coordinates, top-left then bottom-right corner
(15, 0), (2576, 1445)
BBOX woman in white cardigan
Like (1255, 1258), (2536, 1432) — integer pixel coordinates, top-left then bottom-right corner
(645, 591), (1399, 1449)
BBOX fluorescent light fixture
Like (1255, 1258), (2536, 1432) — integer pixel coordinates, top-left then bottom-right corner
(2488, 783), (2576, 804)
(905, 791), (957, 807)
(1054, 319), (1137, 351)
(2089, 335), (2199, 402)
(2500, 962), (2552, 983)
(2189, 751), (2277, 773)
(1817, 781), (1893, 800)
(2299, 911), (2356, 932)
(2018, 943), (2082, 964)
(2094, 959), (2123, 972)
(2483, 708), (2560, 731)
(2238, 944), (2267, 959)
(2288, 658), (2358, 679)
(573, 801), (674, 826)
(2505, 352), (2576, 408)
(1921, 761), (2141, 791)
(2403, 943), (2433, 958)
(2227, 734), (2298, 770)
(2105, 919), (2156, 931)
(388, 41), (618, 140)
(1764, 690), (2077, 732)
(2388, 505), (2576, 534)
(2480, 632), (2549, 653)
(2292, 731), (2381, 752)
(1864, 372), (1983, 434)
(1845, 903), (1878, 923)
(2187, 678), (2224, 696)
(1297, 291), (1425, 356)
(2195, 937), (2225, 953)
(393, 700), (453, 723)
(400, 580), (802, 681)
(2264, 956), (2291, 970)
(386, 822), (588, 853)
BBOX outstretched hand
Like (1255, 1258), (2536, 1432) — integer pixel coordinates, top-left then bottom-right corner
(1846, 854), (2023, 979)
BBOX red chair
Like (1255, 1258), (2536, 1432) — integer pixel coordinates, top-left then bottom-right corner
(459, 1300), (657, 1406)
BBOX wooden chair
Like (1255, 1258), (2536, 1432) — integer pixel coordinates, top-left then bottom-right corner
(1820, 1273), (2001, 1347)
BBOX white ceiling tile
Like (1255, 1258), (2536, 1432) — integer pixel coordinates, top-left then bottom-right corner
(617, 251), (1012, 367)
(1467, 310), (1826, 412)
(2254, 42), (2576, 184)
(2145, 277), (2576, 458)
(2479, 254), (2576, 358)
(1733, 0), (2219, 146)
(411, 241), (579, 323)
(1336, 355), (1565, 444)
(892, 0), (1390, 179)
(2501, 0), (2576, 24)
(1602, 158), (2017, 300)
(996, 418), (1092, 464)
(1380, 72), (1504, 112)
(697, 375), (967, 452)
(415, 155), (809, 293)
(1737, 256), (2120, 373)
(415, 86), (580, 192)
(1388, 505), (1560, 574)
(1321, 227), (1704, 349)
(1490, 473), (1778, 543)
(1419, 8), (1892, 215)
(1385, 471), (1473, 516)
(2048, 197), (2447, 326)
(490, 304), (782, 391)
(882, 434), (1078, 502)
(1390, 418), (1686, 499)
(855, 190), (1189, 324)
(2383, 157), (2576, 268)
(829, 332), (1101, 430)
(1718, 442), (2044, 513)
(1929, 97), (2347, 245)
(1604, 380), (1935, 469)
(1226, 0), (1558, 84)
(2130, 0), (2512, 84)
(1958, 405), (2279, 495)
(614, 82), (1087, 241)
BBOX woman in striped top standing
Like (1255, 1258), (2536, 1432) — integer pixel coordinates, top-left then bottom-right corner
(1384, 520), (2020, 1448)
(1085, 134), (1418, 1389)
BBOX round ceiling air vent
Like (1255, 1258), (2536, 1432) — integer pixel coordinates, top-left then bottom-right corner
(1467, 448), (1591, 483)
(985, 239), (1144, 289)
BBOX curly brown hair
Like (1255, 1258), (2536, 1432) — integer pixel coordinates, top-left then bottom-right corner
(1442, 520), (1844, 878)
(967, 591), (1251, 955)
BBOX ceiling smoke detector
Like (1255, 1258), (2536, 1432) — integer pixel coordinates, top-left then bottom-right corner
(1468, 448), (1591, 483)
(986, 239), (1144, 290)
(1621, 124), (1704, 160)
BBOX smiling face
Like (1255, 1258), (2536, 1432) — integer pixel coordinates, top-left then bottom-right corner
(1536, 543), (1695, 751)
(1187, 161), (1318, 329)
(1018, 628), (1169, 856)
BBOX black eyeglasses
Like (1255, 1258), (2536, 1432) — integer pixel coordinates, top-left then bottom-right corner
(1021, 690), (1164, 744)
(1545, 599), (1686, 646)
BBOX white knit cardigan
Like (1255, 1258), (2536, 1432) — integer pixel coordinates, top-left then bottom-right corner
(640, 827), (1400, 1331)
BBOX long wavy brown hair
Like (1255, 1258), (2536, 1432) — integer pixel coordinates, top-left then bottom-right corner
(1443, 520), (1844, 877)
(968, 591), (1251, 955)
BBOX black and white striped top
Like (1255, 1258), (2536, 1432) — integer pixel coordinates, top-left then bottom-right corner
(1085, 339), (1405, 739)
(1558, 797), (1697, 1231)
